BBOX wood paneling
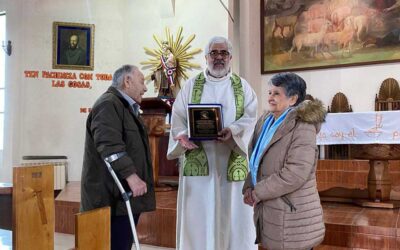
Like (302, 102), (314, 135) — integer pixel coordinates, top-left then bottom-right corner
(260, 202), (400, 249)
(317, 160), (400, 200)
(158, 134), (179, 176)
(55, 170), (400, 249)
(322, 202), (400, 249)
(136, 190), (177, 248)
(55, 181), (80, 234)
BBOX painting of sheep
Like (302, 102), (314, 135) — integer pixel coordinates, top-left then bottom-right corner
(262, 0), (400, 73)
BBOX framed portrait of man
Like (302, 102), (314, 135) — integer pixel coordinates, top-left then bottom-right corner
(52, 22), (95, 70)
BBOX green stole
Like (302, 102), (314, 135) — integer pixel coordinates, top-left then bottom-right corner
(182, 72), (248, 181)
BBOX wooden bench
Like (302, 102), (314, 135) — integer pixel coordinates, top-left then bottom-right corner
(75, 207), (110, 250)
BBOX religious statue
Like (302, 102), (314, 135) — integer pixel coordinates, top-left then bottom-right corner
(141, 27), (202, 99)
(152, 41), (178, 98)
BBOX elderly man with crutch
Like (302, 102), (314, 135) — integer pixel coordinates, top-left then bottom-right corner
(81, 64), (155, 250)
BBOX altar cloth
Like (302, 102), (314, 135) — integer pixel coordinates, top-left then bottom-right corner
(316, 111), (400, 145)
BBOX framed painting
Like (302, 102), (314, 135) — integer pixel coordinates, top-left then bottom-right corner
(261, 0), (400, 73)
(52, 22), (95, 70)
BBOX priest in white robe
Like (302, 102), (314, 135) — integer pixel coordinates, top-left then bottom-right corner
(167, 36), (258, 250)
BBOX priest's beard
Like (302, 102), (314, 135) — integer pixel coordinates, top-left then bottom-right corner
(207, 60), (231, 78)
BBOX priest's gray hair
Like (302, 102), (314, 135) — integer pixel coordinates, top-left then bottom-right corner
(112, 65), (139, 89)
(204, 36), (233, 55)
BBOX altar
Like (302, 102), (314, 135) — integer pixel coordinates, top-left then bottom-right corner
(317, 110), (400, 208)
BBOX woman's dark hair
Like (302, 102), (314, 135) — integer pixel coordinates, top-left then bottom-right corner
(269, 72), (306, 106)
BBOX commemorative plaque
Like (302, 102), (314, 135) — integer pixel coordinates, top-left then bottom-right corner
(187, 104), (223, 140)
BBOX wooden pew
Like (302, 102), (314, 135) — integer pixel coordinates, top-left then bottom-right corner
(74, 207), (110, 250)
(13, 165), (54, 250)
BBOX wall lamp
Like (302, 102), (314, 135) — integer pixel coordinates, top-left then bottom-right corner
(2, 40), (12, 56)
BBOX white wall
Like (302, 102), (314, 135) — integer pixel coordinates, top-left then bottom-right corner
(238, 0), (400, 114)
(0, 0), (23, 183)
(3, 0), (394, 183)
(0, 0), (229, 182)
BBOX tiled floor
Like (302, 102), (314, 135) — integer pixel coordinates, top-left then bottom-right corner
(0, 228), (387, 250)
(0, 229), (173, 250)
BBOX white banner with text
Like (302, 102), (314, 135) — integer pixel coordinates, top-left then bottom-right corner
(317, 111), (400, 145)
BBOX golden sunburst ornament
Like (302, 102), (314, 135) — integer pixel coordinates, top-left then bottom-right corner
(141, 27), (202, 98)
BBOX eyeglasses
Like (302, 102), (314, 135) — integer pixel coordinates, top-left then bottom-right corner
(208, 50), (230, 59)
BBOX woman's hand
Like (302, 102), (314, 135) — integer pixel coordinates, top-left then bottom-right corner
(243, 188), (255, 206)
(251, 190), (261, 205)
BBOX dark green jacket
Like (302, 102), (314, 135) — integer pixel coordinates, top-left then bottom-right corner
(80, 86), (156, 216)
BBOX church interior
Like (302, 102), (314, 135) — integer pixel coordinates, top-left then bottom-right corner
(1, 0), (400, 249)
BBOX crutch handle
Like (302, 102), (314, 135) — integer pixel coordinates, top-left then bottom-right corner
(122, 191), (133, 201)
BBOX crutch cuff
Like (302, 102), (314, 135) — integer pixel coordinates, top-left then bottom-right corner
(104, 152), (127, 163)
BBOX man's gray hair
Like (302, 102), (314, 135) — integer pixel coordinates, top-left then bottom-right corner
(204, 36), (233, 56)
(111, 65), (138, 89)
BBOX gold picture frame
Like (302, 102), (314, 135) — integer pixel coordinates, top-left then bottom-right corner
(52, 22), (95, 71)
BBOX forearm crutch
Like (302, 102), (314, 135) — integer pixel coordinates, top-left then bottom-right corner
(104, 157), (141, 250)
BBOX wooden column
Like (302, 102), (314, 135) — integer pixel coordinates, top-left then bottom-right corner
(140, 98), (173, 191)
(368, 160), (391, 201)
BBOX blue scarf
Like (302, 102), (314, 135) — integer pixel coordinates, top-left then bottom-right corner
(249, 108), (291, 186)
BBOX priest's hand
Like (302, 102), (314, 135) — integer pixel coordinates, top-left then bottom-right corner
(174, 134), (198, 150)
(218, 128), (232, 141)
(243, 188), (255, 206)
(126, 174), (147, 197)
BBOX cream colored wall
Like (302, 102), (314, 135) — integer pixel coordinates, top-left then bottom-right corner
(237, 0), (400, 114)
(0, 0), (229, 182)
(2, 0), (394, 183)
(0, 0), (23, 183)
